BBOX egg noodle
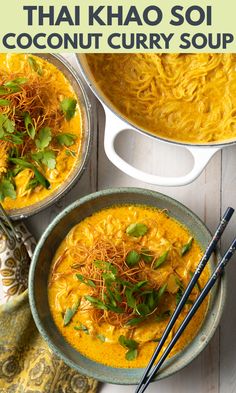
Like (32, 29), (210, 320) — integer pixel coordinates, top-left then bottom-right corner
(87, 53), (236, 143)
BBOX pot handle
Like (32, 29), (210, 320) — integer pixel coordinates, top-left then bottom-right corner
(104, 107), (220, 187)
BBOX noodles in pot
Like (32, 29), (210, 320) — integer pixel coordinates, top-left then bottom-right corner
(86, 53), (236, 143)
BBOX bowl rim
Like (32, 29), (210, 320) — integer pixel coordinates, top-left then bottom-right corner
(9, 53), (93, 220)
(29, 187), (226, 384)
(76, 53), (236, 149)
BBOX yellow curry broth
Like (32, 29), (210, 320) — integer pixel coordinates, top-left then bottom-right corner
(0, 54), (82, 210)
(48, 205), (209, 368)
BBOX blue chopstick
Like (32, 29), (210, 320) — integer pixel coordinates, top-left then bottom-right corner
(135, 206), (234, 393)
(137, 236), (236, 393)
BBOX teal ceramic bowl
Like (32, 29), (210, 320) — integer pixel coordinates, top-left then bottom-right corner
(29, 188), (226, 385)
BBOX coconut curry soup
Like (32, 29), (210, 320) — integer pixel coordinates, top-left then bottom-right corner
(48, 205), (209, 368)
(0, 54), (82, 211)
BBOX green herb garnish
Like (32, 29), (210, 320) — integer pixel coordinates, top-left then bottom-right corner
(0, 178), (16, 201)
(56, 133), (77, 147)
(118, 335), (138, 361)
(74, 323), (89, 334)
(126, 223), (148, 237)
(76, 273), (96, 288)
(0, 114), (15, 135)
(60, 98), (77, 120)
(9, 157), (50, 189)
(63, 299), (81, 326)
(0, 99), (10, 106)
(84, 295), (108, 311)
(28, 56), (43, 76)
(126, 316), (146, 326)
(125, 250), (140, 266)
(154, 251), (169, 269)
(35, 127), (52, 150)
(141, 248), (154, 263)
(181, 237), (193, 256)
(125, 349), (138, 361)
(31, 150), (56, 170)
(24, 112), (35, 139)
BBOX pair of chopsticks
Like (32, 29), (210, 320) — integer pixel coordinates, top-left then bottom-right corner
(136, 207), (235, 393)
(0, 204), (20, 242)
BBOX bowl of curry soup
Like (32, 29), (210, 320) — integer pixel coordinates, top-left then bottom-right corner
(76, 53), (236, 186)
(0, 53), (92, 219)
(29, 188), (226, 384)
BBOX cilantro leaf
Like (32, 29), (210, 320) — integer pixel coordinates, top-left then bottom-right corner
(157, 283), (167, 301)
(0, 178), (16, 201)
(35, 127), (52, 150)
(126, 250), (141, 266)
(125, 287), (136, 308)
(118, 335), (138, 350)
(126, 223), (148, 237)
(31, 166), (50, 189)
(119, 335), (139, 359)
(93, 260), (118, 276)
(60, 98), (77, 120)
(56, 133), (77, 147)
(0, 114), (15, 135)
(125, 349), (138, 361)
(32, 150), (56, 170)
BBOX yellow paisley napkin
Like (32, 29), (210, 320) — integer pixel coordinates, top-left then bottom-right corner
(0, 225), (98, 393)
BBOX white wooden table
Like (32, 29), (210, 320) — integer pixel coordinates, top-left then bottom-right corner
(26, 54), (236, 393)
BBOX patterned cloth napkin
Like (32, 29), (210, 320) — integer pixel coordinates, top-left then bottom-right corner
(0, 223), (98, 393)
